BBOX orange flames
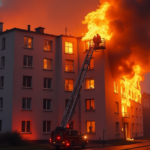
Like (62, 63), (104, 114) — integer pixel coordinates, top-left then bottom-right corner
(82, 2), (112, 41)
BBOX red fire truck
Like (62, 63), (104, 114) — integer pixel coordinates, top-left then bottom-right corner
(49, 35), (106, 149)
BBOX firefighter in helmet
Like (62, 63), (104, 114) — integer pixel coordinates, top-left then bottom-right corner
(93, 34), (102, 48)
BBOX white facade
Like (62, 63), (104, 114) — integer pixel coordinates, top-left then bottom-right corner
(0, 24), (143, 140)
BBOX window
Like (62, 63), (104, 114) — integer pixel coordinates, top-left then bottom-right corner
(65, 99), (69, 108)
(1, 56), (5, 68)
(0, 98), (3, 109)
(43, 59), (52, 70)
(140, 124), (142, 133)
(22, 98), (31, 110)
(65, 60), (74, 72)
(137, 124), (139, 133)
(65, 79), (73, 91)
(23, 76), (32, 88)
(0, 76), (4, 88)
(43, 121), (51, 133)
(24, 37), (33, 48)
(136, 108), (138, 117)
(2, 38), (5, 49)
(0, 120), (2, 132)
(88, 58), (94, 70)
(138, 95), (141, 104)
(85, 41), (90, 51)
(21, 121), (30, 133)
(139, 109), (142, 117)
(85, 79), (94, 89)
(43, 99), (51, 111)
(86, 121), (95, 133)
(65, 42), (73, 54)
(44, 78), (52, 89)
(132, 123), (135, 133)
(115, 102), (119, 113)
(86, 99), (95, 110)
(115, 122), (119, 134)
(44, 40), (52, 51)
(131, 106), (134, 116)
(114, 82), (118, 94)
(23, 56), (33, 67)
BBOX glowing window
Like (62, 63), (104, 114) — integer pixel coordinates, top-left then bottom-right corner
(0, 120), (2, 132)
(2, 38), (5, 49)
(115, 102), (119, 113)
(1, 56), (5, 68)
(24, 37), (33, 48)
(132, 123), (135, 133)
(138, 95), (141, 104)
(21, 121), (30, 133)
(0, 98), (3, 110)
(65, 42), (73, 54)
(44, 40), (52, 51)
(115, 122), (119, 134)
(43, 59), (52, 70)
(43, 99), (51, 111)
(0, 76), (4, 88)
(22, 98), (31, 110)
(86, 99), (95, 110)
(23, 76), (32, 88)
(23, 56), (32, 68)
(43, 121), (51, 133)
(65, 79), (73, 91)
(44, 78), (52, 89)
(65, 60), (74, 72)
(86, 79), (94, 89)
(85, 41), (90, 51)
(86, 121), (95, 133)
(88, 58), (94, 70)
(114, 82), (118, 94)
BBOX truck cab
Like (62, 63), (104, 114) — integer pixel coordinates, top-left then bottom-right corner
(49, 127), (88, 149)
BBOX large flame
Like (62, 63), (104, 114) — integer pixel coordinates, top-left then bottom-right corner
(121, 65), (142, 109)
(82, 2), (112, 41)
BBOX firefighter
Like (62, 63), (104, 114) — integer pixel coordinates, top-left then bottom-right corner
(93, 34), (102, 47)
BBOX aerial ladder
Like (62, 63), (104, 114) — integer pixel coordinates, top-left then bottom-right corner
(60, 34), (106, 128)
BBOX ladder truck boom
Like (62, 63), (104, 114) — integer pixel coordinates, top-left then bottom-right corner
(60, 34), (106, 128)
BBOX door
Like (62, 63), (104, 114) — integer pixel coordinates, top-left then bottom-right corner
(124, 123), (128, 139)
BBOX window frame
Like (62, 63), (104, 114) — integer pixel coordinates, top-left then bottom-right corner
(0, 76), (4, 88)
(0, 120), (2, 132)
(23, 55), (33, 68)
(86, 121), (95, 134)
(115, 102), (119, 114)
(114, 82), (118, 94)
(1, 56), (5, 68)
(65, 60), (74, 72)
(65, 79), (74, 91)
(43, 58), (52, 70)
(22, 98), (32, 110)
(65, 42), (73, 54)
(85, 78), (95, 90)
(115, 122), (120, 134)
(43, 99), (52, 111)
(43, 78), (52, 90)
(43, 121), (51, 133)
(24, 36), (33, 49)
(22, 76), (32, 88)
(21, 121), (31, 133)
(85, 99), (95, 111)
(87, 58), (94, 70)
(132, 123), (135, 133)
(0, 97), (3, 110)
(44, 40), (52, 52)
(2, 38), (5, 50)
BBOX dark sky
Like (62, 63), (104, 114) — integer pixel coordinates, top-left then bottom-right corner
(0, 0), (99, 36)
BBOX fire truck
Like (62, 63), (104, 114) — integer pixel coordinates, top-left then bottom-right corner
(49, 34), (106, 149)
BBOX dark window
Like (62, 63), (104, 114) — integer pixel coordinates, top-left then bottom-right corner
(43, 99), (51, 110)
(0, 98), (3, 109)
(44, 78), (51, 89)
(22, 98), (31, 110)
(0, 120), (2, 132)
(23, 56), (33, 67)
(1, 56), (5, 68)
(86, 99), (95, 110)
(65, 99), (69, 108)
(0, 76), (4, 88)
(22, 121), (25, 132)
(43, 121), (51, 132)
(27, 121), (30, 132)
(22, 121), (30, 133)
(69, 121), (74, 129)
(2, 38), (5, 49)
(23, 76), (32, 88)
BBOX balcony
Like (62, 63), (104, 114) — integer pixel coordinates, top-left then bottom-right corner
(122, 112), (130, 118)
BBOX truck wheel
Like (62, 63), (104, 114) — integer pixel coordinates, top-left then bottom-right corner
(55, 146), (60, 150)
(70, 142), (74, 150)
(81, 144), (86, 149)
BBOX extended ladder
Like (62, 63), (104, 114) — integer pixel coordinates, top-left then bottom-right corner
(60, 47), (94, 128)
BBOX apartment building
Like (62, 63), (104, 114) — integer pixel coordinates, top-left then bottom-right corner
(0, 22), (143, 140)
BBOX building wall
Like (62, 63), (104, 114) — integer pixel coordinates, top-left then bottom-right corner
(0, 31), (15, 132)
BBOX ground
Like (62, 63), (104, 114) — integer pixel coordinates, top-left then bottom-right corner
(1, 140), (150, 150)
